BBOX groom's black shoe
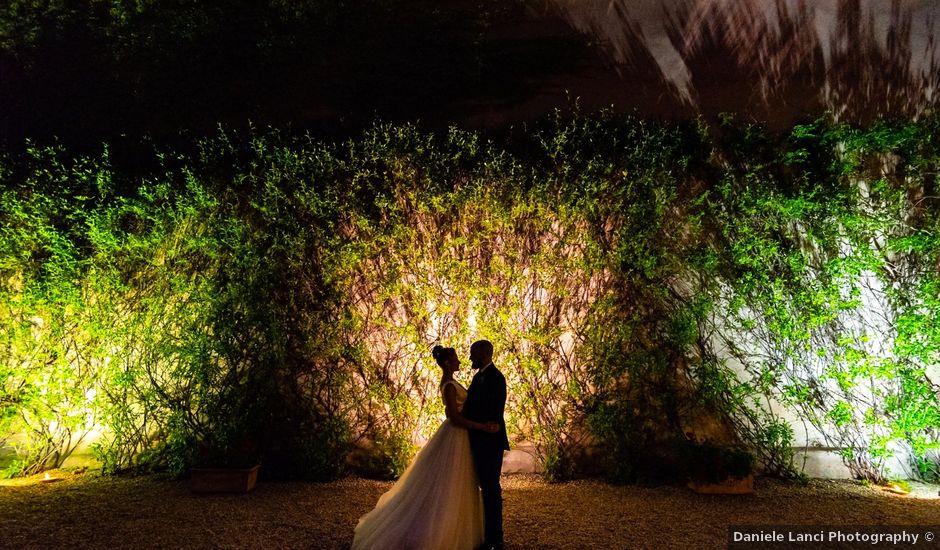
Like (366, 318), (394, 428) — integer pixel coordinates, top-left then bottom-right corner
(476, 543), (504, 550)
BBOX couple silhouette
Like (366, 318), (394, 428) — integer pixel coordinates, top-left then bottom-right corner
(352, 340), (510, 550)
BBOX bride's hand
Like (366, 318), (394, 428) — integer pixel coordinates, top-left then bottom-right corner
(484, 422), (500, 433)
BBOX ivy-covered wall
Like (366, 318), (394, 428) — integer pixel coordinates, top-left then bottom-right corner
(1, 113), (938, 483)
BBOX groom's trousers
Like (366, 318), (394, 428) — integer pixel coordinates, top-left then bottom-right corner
(473, 447), (504, 545)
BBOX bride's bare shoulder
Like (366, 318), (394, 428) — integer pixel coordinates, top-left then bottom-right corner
(440, 380), (466, 394)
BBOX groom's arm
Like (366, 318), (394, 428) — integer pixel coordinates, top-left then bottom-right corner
(444, 384), (493, 432)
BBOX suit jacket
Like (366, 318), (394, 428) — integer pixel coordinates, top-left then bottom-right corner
(462, 364), (511, 452)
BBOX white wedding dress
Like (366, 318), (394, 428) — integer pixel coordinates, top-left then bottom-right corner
(352, 380), (485, 550)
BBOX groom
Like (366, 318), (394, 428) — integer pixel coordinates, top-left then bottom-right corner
(462, 340), (510, 550)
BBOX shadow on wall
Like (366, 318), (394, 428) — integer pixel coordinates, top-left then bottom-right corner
(549, 0), (940, 126)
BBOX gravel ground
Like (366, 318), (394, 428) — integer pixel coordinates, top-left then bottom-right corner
(1, 471), (938, 549)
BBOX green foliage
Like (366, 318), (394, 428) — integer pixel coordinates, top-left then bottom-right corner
(1, 114), (938, 485)
(699, 116), (940, 482)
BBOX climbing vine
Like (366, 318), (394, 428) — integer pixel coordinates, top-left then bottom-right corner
(1, 114), (937, 483)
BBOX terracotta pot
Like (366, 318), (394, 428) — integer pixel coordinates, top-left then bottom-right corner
(687, 473), (754, 495)
(190, 464), (260, 493)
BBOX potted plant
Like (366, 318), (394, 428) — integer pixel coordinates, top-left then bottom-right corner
(188, 370), (270, 493)
(681, 433), (756, 494)
(190, 431), (263, 493)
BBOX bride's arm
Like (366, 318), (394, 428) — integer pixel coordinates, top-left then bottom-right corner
(443, 384), (497, 432)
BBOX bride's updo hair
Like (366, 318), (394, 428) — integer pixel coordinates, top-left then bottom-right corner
(432, 345), (456, 367)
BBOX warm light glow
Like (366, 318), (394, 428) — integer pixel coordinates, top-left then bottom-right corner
(0, 471), (64, 487)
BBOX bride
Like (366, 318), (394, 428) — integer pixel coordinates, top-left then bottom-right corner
(352, 346), (499, 550)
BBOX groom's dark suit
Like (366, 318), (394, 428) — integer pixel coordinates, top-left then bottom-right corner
(462, 363), (510, 548)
